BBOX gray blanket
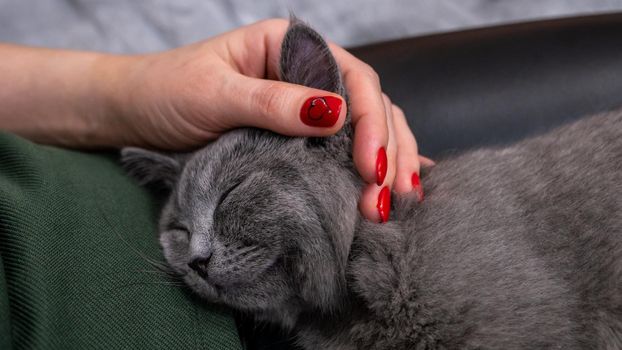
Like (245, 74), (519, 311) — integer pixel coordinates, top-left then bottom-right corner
(1, 0), (621, 53)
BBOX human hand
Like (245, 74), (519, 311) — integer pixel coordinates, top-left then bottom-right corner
(99, 19), (433, 222)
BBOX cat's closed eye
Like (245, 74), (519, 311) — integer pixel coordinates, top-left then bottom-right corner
(167, 219), (187, 232)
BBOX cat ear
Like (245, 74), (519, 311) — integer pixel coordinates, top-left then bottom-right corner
(120, 147), (184, 190)
(280, 17), (344, 95)
(281, 18), (352, 149)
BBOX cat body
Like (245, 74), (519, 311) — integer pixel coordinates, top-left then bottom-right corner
(122, 20), (622, 349)
(297, 110), (622, 349)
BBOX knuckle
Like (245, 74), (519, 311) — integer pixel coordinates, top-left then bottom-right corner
(382, 93), (392, 106)
(392, 104), (405, 117)
(252, 82), (287, 118)
(362, 64), (381, 85)
(397, 128), (418, 149)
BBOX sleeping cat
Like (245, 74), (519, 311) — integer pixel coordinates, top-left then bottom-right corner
(121, 19), (622, 349)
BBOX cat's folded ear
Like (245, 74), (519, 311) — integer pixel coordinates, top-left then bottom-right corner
(120, 147), (185, 190)
(280, 17), (344, 96)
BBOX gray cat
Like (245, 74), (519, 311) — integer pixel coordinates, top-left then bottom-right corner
(121, 19), (622, 349)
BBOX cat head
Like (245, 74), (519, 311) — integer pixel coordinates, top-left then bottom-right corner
(122, 19), (361, 328)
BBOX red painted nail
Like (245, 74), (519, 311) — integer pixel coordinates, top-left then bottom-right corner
(376, 147), (387, 186)
(412, 172), (424, 202)
(377, 186), (391, 223)
(300, 96), (342, 127)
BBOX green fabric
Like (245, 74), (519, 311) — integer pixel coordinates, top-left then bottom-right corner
(0, 133), (241, 350)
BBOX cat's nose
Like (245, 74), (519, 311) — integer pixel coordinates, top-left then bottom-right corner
(188, 254), (212, 279)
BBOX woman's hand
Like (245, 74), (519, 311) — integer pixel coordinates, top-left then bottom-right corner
(108, 19), (432, 222)
(0, 19), (432, 222)
(326, 44), (434, 221)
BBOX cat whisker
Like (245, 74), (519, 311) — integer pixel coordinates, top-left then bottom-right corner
(135, 268), (185, 280)
(104, 280), (188, 293)
(106, 220), (177, 276)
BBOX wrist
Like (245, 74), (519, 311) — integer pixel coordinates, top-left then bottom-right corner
(87, 53), (144, 148)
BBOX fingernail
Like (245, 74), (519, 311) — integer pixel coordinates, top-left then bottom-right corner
(376, 147), (387, 186)
(412, 172), (424, 202)
(377, 186), (391, 223)
(300, 96), (342, 127)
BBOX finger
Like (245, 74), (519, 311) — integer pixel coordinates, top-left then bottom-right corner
(328, 43), (389, 185)
(381, 94), (398, 189)
(419, 155), (436, 168)
(359, 94), (398, 222)
(219, 74), (347, 136)
(359, 183), (386, 223)
(391, 104), (424, 201)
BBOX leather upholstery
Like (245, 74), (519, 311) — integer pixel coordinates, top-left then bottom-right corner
(350, 13), (622, 158)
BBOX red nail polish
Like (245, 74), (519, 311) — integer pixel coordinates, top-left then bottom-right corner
(412, 172), (424, 202)
(300, 96), (342, 127)
(376, 147), (387, 186)
(377, 186), (391, 223)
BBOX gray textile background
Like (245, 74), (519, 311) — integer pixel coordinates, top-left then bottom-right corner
(1, 0), (622, 53)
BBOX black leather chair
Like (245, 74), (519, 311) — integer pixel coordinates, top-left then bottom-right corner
(242, 12), (622, 349)
(350, 13), (622, 158)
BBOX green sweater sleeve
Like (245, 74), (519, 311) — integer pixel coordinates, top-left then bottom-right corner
(0, 133), (241, 350)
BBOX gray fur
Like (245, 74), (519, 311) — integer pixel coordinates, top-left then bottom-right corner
(121, 19), (622, 349)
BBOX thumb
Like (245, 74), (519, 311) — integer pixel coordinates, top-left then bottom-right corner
(222, 74), (346, 136)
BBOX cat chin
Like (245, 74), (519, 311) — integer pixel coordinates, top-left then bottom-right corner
(184, 274), (256, 311)
(184, 274), (221, 301)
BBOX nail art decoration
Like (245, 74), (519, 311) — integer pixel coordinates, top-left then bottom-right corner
(300, 96), (342, 127)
